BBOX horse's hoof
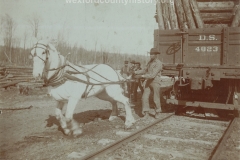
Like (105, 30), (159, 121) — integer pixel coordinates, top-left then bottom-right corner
(109, 116), (118, 121)
(63, 128), (71, 136)
(124, 123), (134, 130)
(73, 128), (83, 137)
(124, 120), (136, 129)
(124, 124), (134, 130)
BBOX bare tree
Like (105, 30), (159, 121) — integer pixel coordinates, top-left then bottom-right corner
(94, 39), (98, 63)
(0, 16), (3, 34)
(12, 37), (21, 63)
(1, 14), (17, 63)
(28, 13), (42, 38)
(23, 28), (28, 50)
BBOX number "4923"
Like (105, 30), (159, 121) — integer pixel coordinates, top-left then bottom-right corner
(195, 46), (218, 52)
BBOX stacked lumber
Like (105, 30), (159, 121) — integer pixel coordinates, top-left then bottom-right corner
(155, 0), (240, 29)
(0, 66), (43, 89)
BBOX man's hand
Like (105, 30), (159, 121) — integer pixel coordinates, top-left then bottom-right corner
(126, 75), (132, 80)
(134, 75), (143, 79)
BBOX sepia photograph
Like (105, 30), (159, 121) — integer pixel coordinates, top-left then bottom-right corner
(0, 0), (240, 159)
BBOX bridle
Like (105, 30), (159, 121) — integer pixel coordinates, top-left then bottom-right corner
(31, 42), (50, 63)
(31, 42), (65, 86)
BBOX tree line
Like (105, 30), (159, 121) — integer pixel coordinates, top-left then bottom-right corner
(0, 13), (149, 70)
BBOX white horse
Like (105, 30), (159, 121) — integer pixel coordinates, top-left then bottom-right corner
(30, 40), (135, 136)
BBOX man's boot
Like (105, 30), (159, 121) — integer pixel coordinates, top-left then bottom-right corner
(155, 112), (162, 119)
(143, 112), (150, 119)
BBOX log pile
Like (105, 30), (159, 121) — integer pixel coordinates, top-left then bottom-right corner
(155, 0), (240, 29)
(0, 66), (43, 89)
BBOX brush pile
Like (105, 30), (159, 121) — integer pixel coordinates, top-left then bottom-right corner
(0, 66), (43, 92)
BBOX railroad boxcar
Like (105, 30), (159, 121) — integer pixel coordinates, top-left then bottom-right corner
(154, 0), (240, 115)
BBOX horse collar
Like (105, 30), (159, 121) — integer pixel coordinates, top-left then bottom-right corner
(43, 54), (67, 87)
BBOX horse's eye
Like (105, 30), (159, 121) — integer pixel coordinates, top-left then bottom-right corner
(42, 51), (45, 54)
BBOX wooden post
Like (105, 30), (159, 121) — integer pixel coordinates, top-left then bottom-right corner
(156, 0), (165, 30)
(182, 0), (196, 29)
(190, 0), (204, 28)
(168, 0), (179, 29)
(231, 6), (240, 27)
(175, 0), (188, 29)
(162, 2), (171, 30)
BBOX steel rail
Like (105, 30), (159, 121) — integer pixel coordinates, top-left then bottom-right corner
(209, 118), (238, 160)
(80, 113), (175, 160)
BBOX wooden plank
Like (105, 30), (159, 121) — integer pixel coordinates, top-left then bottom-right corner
(4, 66), (32, 69)
(166, 99), (240, 110)
(143, 145), (205, 160)
(201, 12), (233, 24)
(210, 118), (238, 160)
(144, 134), (215, 145)
(204, 24), (229, 28)
(222, 27), (229, 65)
(198, 1), (235, 12)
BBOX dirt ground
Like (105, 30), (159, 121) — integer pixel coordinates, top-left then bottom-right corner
(0, 79), (239, 160)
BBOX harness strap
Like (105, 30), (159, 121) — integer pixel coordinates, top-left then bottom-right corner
(68, 64), (117, 83)
(44, 54), (65, 86)
(81, 72), (91, 99)
(63, 73), (125, 85)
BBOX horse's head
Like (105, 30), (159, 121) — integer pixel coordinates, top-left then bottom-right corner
(30, 40), (58, 79)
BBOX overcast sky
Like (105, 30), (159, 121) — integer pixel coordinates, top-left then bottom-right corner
(0, 0), (158, 55)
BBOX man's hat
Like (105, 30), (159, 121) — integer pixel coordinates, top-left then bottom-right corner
(124, 60), (128, 64)
(130, 60), (135, 64)
(150, 48), (161, 55)
(135, 62), (140, 65)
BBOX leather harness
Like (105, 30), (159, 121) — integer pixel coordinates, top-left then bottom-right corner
(32, 43), (125, 98)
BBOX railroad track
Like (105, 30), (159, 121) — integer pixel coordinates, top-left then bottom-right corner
(79, 113), (236, 160)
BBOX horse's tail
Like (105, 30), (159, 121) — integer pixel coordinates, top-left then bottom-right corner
(116, 71), (125, 81)
(115, 70), (128, 94)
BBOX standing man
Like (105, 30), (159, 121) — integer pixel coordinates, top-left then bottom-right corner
(129, 60), (136, 95)
(134, 48), (163, 119)
(120, 60), (129, 93)
(132, 62), (144, 102)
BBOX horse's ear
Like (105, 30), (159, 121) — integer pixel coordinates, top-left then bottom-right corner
(48, 43), (57, 52)
(31, 37), (38, 46)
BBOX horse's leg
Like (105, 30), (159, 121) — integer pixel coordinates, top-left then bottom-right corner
(105, 85), (135, 128)
(109, 101), (119, 121)
(55, 101), (70, 135)
(65, 98), (82, 137)
(96, 90), (119, 121)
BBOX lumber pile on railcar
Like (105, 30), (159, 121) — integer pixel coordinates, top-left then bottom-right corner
(155, 0), (240, 29)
